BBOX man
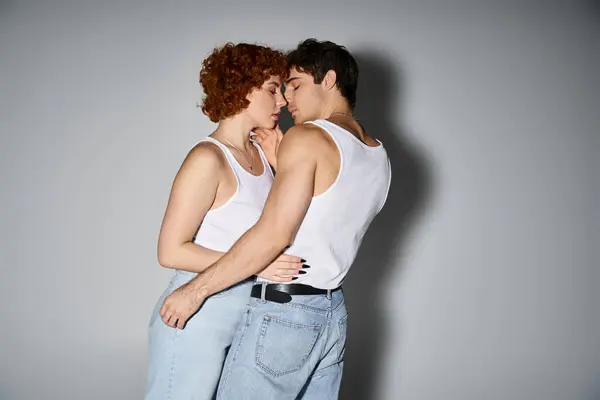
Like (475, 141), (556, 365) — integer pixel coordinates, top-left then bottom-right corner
(160, 38), (392, 399)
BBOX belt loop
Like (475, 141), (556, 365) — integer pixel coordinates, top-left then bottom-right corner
(326, 289), (332, 300)
(260, 282), (267, 302)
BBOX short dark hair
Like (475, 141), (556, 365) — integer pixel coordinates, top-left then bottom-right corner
(287, 39), (359, 108)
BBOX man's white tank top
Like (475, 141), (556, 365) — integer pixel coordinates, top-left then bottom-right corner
(190, 137), (273, 262)
(257, 119), (392, 289)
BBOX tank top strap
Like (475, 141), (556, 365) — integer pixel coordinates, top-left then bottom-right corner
(195, 137), (241, 183)
(304, 119), (326, 128)
(251, 138), (274, 179)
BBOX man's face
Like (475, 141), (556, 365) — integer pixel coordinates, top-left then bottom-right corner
(284, 68), (324, 124)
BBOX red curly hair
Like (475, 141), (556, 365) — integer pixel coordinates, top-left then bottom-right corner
(199, 43), (288, 122)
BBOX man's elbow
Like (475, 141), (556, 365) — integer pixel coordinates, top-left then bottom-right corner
(261, 225), (295, 251)
(273, 234), (293, 251)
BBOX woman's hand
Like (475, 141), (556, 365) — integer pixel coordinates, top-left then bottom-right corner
(257, 253), (307, 282)
(253, 125), (284, 170)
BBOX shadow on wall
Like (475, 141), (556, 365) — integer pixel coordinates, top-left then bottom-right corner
(589, 0), (600, 21)
(337, 50), (434, 400)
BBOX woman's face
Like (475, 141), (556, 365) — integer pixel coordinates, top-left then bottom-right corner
(245, 76), (287, 129)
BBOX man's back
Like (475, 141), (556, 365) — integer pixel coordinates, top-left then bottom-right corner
(257, 118), (391, 289)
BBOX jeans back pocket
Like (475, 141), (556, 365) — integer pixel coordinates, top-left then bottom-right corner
(255, 315), (322, 377)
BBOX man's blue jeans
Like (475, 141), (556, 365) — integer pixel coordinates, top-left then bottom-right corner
(216, 283), (348, 399)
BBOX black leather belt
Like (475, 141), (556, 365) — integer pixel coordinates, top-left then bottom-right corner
(250, 283), (342, 304)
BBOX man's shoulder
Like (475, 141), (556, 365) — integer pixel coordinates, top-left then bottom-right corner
(282, 123), (330, 147)
(276, 123), (329, 164)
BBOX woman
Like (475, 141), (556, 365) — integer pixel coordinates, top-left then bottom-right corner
(145, 43), (304, 399)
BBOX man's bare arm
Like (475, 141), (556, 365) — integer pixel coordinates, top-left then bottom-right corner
(187, 126), (320, 297)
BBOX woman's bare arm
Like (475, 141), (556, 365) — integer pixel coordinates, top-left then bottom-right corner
(156, 142), (228, 274)
(156, 141), (304, 278)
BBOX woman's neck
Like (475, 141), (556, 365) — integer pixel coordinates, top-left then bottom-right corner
(213, 115), (255, 150)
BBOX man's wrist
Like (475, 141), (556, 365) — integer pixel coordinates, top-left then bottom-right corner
(190, 274), (211, 298)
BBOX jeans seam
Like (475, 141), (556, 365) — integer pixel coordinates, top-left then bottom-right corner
(337, 314), (348, 360)
(166, 328), (180, 399)
(312, 361), (343, 378)
(322, 306), (333, 360)
(217, 308), (252, 398)
(332, 295), (345, 313)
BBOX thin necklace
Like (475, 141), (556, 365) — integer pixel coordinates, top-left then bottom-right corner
(330, 111), (359, 121)
(220, 137), (254, 171)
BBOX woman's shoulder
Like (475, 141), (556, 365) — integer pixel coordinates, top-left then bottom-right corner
(181, 139), (228, 173)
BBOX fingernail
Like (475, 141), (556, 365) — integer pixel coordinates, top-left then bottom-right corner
(302, 264), (311, 269)
(292, 277), (299, 280)
(298, 270), (307, 275)
(301, 259), (306, 263)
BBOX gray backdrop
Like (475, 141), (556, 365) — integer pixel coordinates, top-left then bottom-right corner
(1, 0), (598, 399)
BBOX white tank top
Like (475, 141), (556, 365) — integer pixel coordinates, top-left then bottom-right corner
(185, 137), (273, 275)
(257, 119), (391, 289)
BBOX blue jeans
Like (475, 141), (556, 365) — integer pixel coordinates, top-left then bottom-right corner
(145, 271), (254, 400)
(216, 284), (348, 399)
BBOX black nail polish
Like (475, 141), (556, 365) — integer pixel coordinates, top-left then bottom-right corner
(298, 270), (307, 275)
(300, 259), (306, 263)
(302, 264), (311, 269)
(292, 277), (299, 280)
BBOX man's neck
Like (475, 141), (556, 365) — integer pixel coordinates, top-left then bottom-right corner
(319, 99), (353, 120)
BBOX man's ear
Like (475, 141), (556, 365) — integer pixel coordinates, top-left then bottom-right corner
(322, 70), (337, 91)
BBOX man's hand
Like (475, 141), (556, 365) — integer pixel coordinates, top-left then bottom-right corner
(159, 281), (207, 329)
(254, 125), (284, 169)
(257, 254), (306, 282)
